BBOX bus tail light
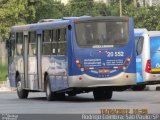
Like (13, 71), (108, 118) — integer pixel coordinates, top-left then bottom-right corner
(145, 59), (151, 73)
(124, 57), (131, 67)
(76, 59), (82, 68)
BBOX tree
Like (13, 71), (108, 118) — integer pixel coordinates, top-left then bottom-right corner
(33, 0), (67, 22)
(93, 2), (110, 16)
(0, 0), (35, 40)
(67, 0), (94, 16)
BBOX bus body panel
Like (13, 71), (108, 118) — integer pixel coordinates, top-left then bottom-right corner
(68, 17), (136, 87)
(8, 16), (136, 95)
(68, 73), (136, 88)
(42, 56), (68, 92)
(136, 55), (143, 83)
(150, 36), (160, 71)
(134, 29), (160, 84)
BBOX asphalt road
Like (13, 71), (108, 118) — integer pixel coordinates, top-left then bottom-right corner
(0, 91), (160, 114)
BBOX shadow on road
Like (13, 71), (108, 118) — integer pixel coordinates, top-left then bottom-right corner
(27, 95), (127, 103)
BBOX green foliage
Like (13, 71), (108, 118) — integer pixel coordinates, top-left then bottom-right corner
(0, 0), (35, 39)
(34, 0), (67, 22)
(1, 0), (160, 40)
(67, 0), (94, 16)
(123, 4), (160, 30)
(0, 64), (7, 81)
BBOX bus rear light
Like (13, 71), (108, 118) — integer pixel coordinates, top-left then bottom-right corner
(77, 63), (82, 68)
(76, 59), (82, 68)
(124, 57), (131, 67)
(145, 59), (151, 73)
(126, 75), (129, 78)
(76, 59), (80, 64)
(79, 77), (82, 80)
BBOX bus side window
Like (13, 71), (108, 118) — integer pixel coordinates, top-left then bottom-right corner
(16, 32), (23, 56)
(57, 28), (66, 55)
(8, 33), (15, 64)
(136, 37), (144, 56)
(52, 29), (57, 55)
(42, 30), (52, 55)
(28, 31), (36, 56)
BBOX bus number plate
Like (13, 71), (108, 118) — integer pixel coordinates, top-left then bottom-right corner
(98, 68), (110, 74)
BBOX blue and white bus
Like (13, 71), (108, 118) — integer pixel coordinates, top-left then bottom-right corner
(133, 29), (160, 90)
(7, 16), (136, 101)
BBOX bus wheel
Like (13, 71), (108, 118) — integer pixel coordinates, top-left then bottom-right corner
(45, 76), (65, 101)
(131, 85), (146, 91)
(16, 76), (29, 99)
(46, 76), (54, 101)
(93, 89), (113, 101)
(105, 90), (113, 99)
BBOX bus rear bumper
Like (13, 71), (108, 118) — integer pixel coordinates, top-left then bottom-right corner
(68, 72), (136, 88)
(143, 73), (160, 84)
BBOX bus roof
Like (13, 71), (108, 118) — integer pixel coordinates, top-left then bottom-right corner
(134, 28), (148, 36)
(149, 31), (160, 37)
(11, 16), (130, 32)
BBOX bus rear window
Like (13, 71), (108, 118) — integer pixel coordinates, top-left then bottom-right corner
(75, 21), (128, 47)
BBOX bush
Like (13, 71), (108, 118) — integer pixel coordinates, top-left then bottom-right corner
(0, 64), (7, 81)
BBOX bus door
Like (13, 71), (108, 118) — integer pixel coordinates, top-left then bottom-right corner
(24, 31), (39, 90)
(135, 36), (144, 83)
(37, 33), (42, 89)
(23, 32), (28, 89)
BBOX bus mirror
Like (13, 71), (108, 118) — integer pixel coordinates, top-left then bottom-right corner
(52, 49), (55, 54)
(68, 25), (72, 30)
(5, 39), (10, 49)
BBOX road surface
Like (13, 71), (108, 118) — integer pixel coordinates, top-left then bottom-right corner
(0, 91), (160, 114)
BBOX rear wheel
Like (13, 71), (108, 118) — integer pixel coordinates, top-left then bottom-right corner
(45, 75), (65, 101)
(131, 85), (146, 91)
(93, 89), (113, 101)
(16, 76), (29, 99)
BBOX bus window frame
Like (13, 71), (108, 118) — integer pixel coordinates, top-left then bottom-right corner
(41, 27), (67, 56)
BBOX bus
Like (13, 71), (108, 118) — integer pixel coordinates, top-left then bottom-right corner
(6, 16), (136, 101)
(133, 29), (160, 90)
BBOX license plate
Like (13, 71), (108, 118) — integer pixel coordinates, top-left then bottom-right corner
(98, 68), (110, 74)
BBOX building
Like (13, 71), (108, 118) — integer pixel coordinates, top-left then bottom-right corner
(137, 0), (160, 6)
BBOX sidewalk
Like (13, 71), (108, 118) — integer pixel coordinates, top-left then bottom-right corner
(0, 81), (14, 92)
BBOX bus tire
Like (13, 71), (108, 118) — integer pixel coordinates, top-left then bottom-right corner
(45, 75), (65, 101)
(105, 90), (113, 99)
(45, 75), (54, 101)
(16, 76), (29, 99)
(93, 89), (113, 101)
(131, 85), (146, 91)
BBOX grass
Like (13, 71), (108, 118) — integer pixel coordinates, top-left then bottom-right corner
(0, 64), (7, 81)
